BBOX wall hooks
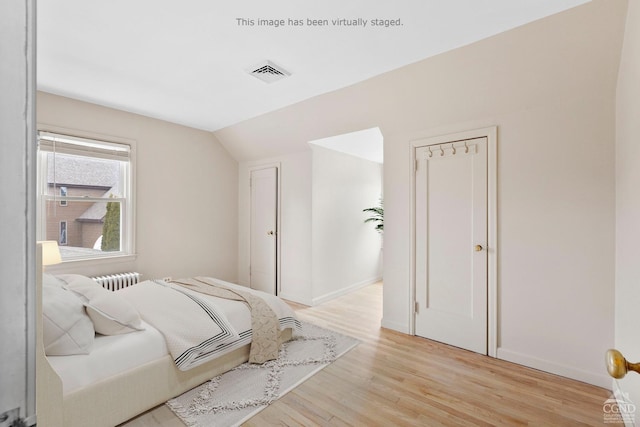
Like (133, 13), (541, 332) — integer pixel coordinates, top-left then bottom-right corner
(428, 146), (433, 158)
(464, 141), (469, 153)
(440, 145), (445, 156)
(451, 143), (456, 155)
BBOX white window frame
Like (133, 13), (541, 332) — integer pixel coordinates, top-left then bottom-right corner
(36, 130), (136, 264)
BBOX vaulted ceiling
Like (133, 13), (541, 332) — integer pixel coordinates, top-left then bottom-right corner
(37, 0), (590, 132)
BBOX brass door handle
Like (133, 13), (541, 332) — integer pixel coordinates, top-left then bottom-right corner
(606, 349), (640, 379)
(474, 245), (483, 252)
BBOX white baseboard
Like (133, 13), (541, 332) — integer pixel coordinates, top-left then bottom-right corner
(381, 318), (409, 334)
(497, 347), (611, 389)
(278, 292), (313, 306)
(610, 379), (637, 427)
(311, 276), (382, 306)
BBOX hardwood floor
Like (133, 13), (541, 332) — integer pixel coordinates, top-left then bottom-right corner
(123, 282), (611, 426)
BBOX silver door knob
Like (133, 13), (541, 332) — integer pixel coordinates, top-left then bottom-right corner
(267, 230), (274, 236)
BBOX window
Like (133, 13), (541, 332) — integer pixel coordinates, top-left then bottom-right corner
(59, 221), (67, 245)
(37, 131), (134, 262)
(59, 187), (67, 206)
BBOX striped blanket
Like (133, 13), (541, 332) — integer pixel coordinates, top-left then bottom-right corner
(118, 278), (300, 370)
(170, 277), (280, 364)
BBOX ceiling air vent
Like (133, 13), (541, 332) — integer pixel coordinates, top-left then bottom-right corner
(248, 60), (291, 84)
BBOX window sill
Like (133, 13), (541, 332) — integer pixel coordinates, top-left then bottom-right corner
(44, 254), (137, 274)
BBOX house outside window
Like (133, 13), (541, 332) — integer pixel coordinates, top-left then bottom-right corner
(37, 131), (135, 262)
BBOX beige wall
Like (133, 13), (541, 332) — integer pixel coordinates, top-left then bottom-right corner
(215, 0), (627, 387)
(238, 151), (313, 303)
(38, 92), (239, 283)
(615, 0), (640, 416)
(237, 147), (383, 306)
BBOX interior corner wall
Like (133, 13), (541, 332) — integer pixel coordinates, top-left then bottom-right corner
(310, 146), (383, 305)
(36, 92), (239, 282)
(238, 151), (313, 304)
(217, 0), (627, 387)
(615, 0), (640, 414)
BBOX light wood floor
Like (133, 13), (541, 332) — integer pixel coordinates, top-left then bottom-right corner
(123, 282), (611, 426)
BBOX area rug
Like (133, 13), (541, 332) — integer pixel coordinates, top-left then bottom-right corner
(166, 321), (359, 427)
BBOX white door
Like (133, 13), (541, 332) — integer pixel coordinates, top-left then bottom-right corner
(1, 4), (36, 423)
(250, 167), (278, 295)
(415, 138), (488, 354)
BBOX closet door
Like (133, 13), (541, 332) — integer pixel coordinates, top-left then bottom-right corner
(414, 138), (488, 354)
(250, 167), (278, 295)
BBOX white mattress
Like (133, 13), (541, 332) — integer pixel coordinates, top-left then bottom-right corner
(48, 320), (168, 395)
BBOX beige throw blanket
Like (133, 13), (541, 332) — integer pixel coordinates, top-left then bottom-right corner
(171, 277), (280, 364)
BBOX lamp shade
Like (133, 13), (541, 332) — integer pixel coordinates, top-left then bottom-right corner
(38, 240), (62, 266)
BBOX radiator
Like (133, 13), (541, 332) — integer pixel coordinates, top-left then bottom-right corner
(91, 272), (141, 291)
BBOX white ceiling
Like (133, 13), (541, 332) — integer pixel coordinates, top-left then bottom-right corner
(37, 0), (590, 133)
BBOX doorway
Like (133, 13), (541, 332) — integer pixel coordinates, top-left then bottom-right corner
(412, 127), (497, 356)
(308, 127), (384, 305)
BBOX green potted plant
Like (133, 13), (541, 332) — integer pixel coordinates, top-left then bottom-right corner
(363, 199), (383, 233)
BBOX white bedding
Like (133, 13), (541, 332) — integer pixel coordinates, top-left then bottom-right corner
(47, 320), (167, 395)
(48, 278), (300, 394)
(119, 278), (300, 370)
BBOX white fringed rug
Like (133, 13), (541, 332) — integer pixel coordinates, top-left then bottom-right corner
(166, 321), (359, 427)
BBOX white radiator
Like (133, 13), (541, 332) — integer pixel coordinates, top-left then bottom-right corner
(91, 272), (141, 291)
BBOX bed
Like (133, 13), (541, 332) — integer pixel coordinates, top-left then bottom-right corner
(35, 271), (299, 427)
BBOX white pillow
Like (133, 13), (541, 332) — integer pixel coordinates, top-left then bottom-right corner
(58, 274), (144, 335)
(42, 286), (95, 356)
(43, 273), (65, 289)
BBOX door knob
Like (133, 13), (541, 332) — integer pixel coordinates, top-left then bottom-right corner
(267, 230), (274, 236)
(606, 349), (640, 379)
(474, 245), (483, 252)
